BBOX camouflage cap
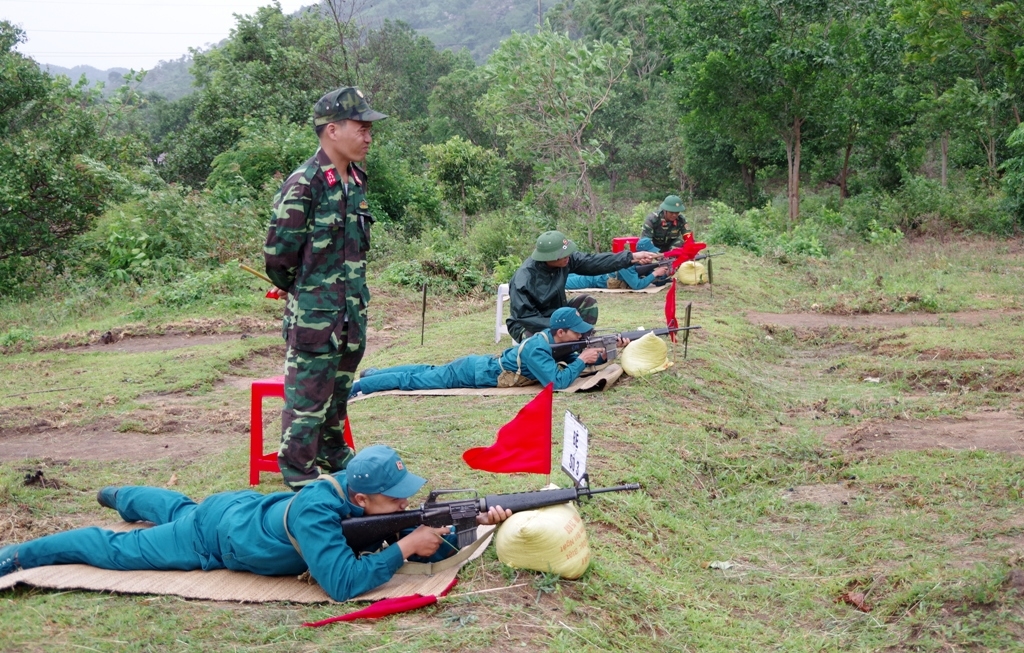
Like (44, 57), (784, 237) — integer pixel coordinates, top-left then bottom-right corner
(313, 87), (388, 127)
(659, 195), (685, 213)
(531, 230), (578, 262)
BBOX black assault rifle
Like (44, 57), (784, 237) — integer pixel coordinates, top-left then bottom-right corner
(634, 252), (724, 277)
(550, 325), (700, 361)
(341, 484), (641, 552)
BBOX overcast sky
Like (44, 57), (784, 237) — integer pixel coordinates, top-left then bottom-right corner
(2, 0), (310, 70)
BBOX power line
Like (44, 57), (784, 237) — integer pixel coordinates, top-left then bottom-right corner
(0, 0), (290, 6)
(27, 29), (225, 35)
(29, 52), (193, 56)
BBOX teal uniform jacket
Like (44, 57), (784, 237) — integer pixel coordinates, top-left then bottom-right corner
(7, 476), (458, 603)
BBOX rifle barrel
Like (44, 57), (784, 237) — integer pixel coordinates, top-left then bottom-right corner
(583, 483), (642, 496)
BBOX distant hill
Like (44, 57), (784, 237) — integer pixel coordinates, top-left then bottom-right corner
(41, 57), (195, 101)
(37, 0), (556, 98)
(357, 0), (557, 63)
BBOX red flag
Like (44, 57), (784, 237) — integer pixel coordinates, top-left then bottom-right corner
(665, 279), (678, 343)
(660, 233), (707, 270)
(304, 579), (458, 626)
(343, 415), (355, 451)
(462, 384), (552, 474)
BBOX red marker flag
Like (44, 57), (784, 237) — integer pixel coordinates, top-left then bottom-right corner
(665, 279), (678, 343)
(462, 384), (553, 474)
(660, 233), (707, 270)
(304, 579), (458, 626)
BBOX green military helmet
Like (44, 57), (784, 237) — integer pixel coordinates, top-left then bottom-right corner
(313, 87), (388, 126)
(660, 195), (685, 214)
(531, 230), (578, 261)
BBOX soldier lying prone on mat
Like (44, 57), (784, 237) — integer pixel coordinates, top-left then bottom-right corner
(349, 307), (628, 398)
(0, 446), (511, 602)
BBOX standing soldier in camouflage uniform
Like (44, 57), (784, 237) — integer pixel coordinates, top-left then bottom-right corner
(641, 195), (688, 252)
(264, 87), (387, 490)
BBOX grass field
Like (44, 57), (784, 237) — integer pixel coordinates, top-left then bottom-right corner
(1, 234), (1023, 652)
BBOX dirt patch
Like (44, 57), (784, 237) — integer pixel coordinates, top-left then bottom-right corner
(747, 309), (1014, 330)
(826, 411), (1024, 455)
(782, 483), (860, 506)
(0, 402), (250, 463)
(67, 332), (275, 355)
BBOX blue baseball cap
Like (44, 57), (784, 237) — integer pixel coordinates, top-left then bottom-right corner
(549, 307), (593, 334)
(346, 445), (426, 498)
(635, 237), (660, 253)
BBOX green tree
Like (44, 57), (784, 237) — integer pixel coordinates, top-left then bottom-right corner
(0, 21), (143, 291)
(675, 0), (865, 222)
(895, 0), (1023, 179)
(478, 29), (632, 247)
(159, 6), (356, 187)
(551, 0), (683, 196)
(421, 136), (511, 234)
(206, 117), (318, 196)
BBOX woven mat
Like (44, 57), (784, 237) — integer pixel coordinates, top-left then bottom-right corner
(350, 364), (622, 402)
(0, 523), (495, 604)
(567, 283), (668, 294)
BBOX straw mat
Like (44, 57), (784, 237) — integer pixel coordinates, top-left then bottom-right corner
(0, 523), (495, 604)
(567, 283), (668, 294)
(349, 364), (622, 402)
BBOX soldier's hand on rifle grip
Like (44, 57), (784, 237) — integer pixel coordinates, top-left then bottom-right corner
(397, 525), (451, 559)
(616, 336), (631, 348)
(631, 251), (658, 265)
(477, 505), (512, 526)
(579, 348), (602, 365)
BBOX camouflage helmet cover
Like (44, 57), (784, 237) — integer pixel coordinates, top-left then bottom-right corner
(313, 87), (388, 126)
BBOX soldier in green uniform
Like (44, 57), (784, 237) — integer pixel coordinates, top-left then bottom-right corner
(641, 195), (688, 252)
(264, 87), (386, 490)
(506, 231), (657, 343)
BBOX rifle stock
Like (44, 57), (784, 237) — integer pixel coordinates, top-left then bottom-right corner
(340, 484), (641, 553)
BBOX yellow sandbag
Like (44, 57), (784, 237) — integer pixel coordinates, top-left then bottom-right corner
(620, 332), (673, 376)
(495, 497), (591, 579)
(675, 260), (707, 285)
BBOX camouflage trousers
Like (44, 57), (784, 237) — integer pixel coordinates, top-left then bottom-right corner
(511, 294), (599, 341)
(278, 332), (365, 491)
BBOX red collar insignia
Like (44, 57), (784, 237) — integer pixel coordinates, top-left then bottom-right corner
(324, 168), (338, 187)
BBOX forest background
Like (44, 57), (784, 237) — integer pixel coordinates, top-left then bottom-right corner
(2, 2), (1024, 650)
(1, 0), (1023, 314)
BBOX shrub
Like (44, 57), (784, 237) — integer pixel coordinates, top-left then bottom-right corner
(380, 252), (486, 296)
(206, 118), (316, 197)
(153, 263), (250, 308)
(467, 203), (550, 268)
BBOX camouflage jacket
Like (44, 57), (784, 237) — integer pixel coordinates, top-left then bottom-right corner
(264, 148), (372, 353)
(640, 210), (687, 252)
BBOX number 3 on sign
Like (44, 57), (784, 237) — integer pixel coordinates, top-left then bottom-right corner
(561, 410), (589, 485)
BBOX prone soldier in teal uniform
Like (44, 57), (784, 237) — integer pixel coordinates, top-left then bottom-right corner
(264, 87), (386, 490)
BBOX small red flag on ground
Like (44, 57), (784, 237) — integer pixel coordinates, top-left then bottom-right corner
(304, 579), (459, 626)
(462, 383), (553, 475)
(665, 279), (678, 343)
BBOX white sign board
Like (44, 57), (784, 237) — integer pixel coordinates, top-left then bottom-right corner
(561, 410), (589, 485)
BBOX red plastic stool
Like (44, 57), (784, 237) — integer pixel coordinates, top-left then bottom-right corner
(249, 375), (355, 486)
(611, 236), (640, 253)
